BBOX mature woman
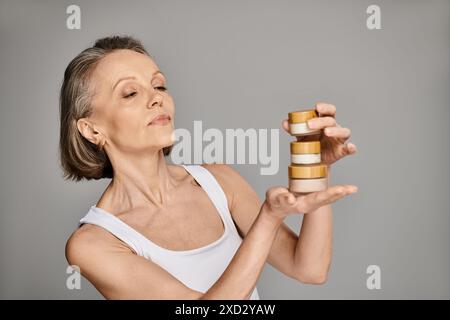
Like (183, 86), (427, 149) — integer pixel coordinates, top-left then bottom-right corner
(61, 35), (357, 300)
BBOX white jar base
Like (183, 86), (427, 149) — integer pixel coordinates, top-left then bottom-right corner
(289, 122), (321, 136)
(291, 153), (321, 165)
(289, 177), (328, 193)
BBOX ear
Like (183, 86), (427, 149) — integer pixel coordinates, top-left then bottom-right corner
(76, 118), (104, 146)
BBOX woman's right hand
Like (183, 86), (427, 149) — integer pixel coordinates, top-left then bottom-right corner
(261, 184), (357, 221)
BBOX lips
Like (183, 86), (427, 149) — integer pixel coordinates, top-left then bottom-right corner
(148, 114), (171, 126)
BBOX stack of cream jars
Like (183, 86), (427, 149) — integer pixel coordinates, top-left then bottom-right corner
(287, 109), (328, 193)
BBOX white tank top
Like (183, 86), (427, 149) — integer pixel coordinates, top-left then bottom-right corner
(78, 164), (260, 300)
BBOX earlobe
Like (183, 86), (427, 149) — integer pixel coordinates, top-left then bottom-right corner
(92, 127), (107, 150)
(98, 138), (106, 151)
(76, 118), (101, 146)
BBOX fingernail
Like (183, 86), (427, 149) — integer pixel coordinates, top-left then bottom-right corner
(308, 120), (315, 129)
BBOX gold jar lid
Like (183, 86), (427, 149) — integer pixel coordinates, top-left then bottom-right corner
(288, 109), (318, 123)
(288, 164), (327, 179)
(290, 141), (321, 154)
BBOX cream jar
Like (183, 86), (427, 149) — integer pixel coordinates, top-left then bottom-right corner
(288, 164), (328, 193)
(288, 109), (321, 136)
(290, 141), (321, 165)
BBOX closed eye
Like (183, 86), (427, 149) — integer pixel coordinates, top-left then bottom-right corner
(123, 92), (137, 99)
(123, 86), (167, 99)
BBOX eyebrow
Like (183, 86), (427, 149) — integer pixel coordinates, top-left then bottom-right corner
(112, 70), (164, 91)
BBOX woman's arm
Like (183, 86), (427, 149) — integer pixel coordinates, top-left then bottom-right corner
(293, 194), (333, 284)
(201, 207), (283, 299)
(65, 192), (292, 299)
(65, 168), (350, 299)
(210, 102), (357, 284)
(207, 164), (352, 284)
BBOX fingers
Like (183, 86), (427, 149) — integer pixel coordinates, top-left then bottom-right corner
(265, 183), (358, 217)
(307, 116), (337, 130)
(266, 187), (297, 212)
(282, 119), (289, 133)
(316, 102), (336, 118)
(282, 103), (337, 133)
(296, 184), (358, 213)
(324, 126), (351, 140)
(283, 103), (352, 143)
(344, 142), (357, 155)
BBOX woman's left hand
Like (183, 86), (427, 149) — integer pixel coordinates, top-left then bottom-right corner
(282, 102), (357, 166)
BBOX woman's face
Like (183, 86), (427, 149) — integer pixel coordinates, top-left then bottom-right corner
(83, 49), (175, 154)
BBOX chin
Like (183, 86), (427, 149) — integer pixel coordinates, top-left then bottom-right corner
(155, 135), (175, 150)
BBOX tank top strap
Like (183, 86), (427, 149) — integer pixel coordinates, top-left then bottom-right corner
(78, 164), (241, 260)
(79, 207), (152, 259)
(181, 164), (239, 235)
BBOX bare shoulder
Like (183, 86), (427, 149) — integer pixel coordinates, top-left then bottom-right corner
(200, 163), (260, 211)
(201, 163), (241, 182)
(65, 223), (131, 268)
(65, 220), (203, 299)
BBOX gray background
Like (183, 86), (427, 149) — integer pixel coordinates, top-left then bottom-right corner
(0, 0), (449, 299)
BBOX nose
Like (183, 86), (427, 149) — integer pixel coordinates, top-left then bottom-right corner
(148, 90), (163, 109)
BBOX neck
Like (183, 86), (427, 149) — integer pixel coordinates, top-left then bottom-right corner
(98, 149), (179, 212)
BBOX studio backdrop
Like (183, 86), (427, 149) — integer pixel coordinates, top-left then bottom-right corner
(0, 0), (449, 299)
